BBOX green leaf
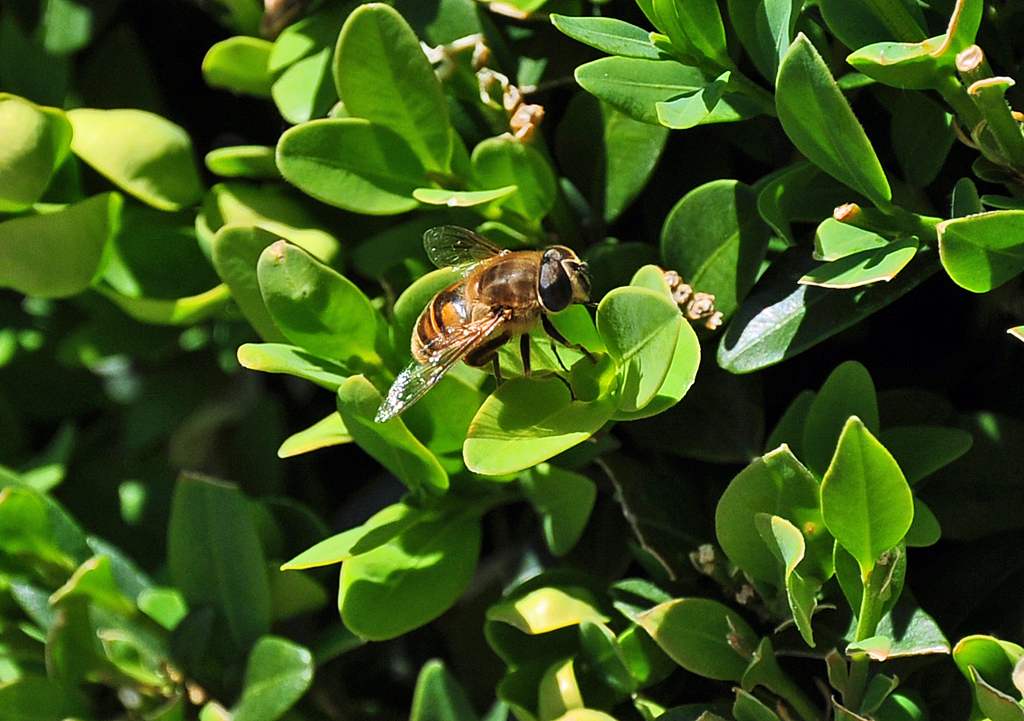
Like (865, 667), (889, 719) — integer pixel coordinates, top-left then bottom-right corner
(655, 70), (732, 129)
(197, 181), (341, 262)
(972, 672), (1024, 721)
(756, 515), (819, 646)
(651, 0), (730, 70)
(938, 210), (1024, 292)
(337, 376), (449, 494)
(954, 635), (1024, 694)
(0, 191), (121, 298)
(137, 587), (188, 631)
(715, 445), (830, 585)
(661, 179), (769, 321)
(597, 286), (682, 412)
(488, 586), (609, 635)
(238, 343), (350, 390)
(205, 145), (279, 180)
(202, 36), (274, 97)
(67, 108), (203, 211)
(813, 218), (889, 261)
(575, 57), (755, 127)
(340, 507), (481, 640)
(168, 474), (271, 651)
(821, 418), (914, 576)
(278, 411), (352, 457)
(50, 555), (136, 617)
(0, 675), (89, 720)
(550, 15), (663, 59)
(799, 236), (919, 288)
(726, 0), (801, 82)
(272, 47), (337, 124)
(464, 377), (617, 475)
(410, 659), (478, 721)
(471, 136), (556, 224)
(718, 246), (940, 373)
(231, 636), (314, 721)
(0, 93), (73, 212)
(520, 464), (597, 557)
(413, 186), (517, 207)
(282, 502), (423, 569)
(775, 35), (892, 211)
(267, 0), (351, 121)
(638, 598), (759, 682)
(334, 3), (454, 174)
(734, 689), (782, 721)
(277, 118), (426, 215)
(257, 240), (381, 366)
(212, 225), (289, 342)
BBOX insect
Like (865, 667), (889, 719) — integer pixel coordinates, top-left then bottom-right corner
(374, 225), (592, 423)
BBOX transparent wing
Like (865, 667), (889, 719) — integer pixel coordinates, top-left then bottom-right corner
(423, 225), (507, 269)
(374, 312), (507, 423)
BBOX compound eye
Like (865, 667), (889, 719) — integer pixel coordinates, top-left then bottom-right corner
(538, 249), (574, 312)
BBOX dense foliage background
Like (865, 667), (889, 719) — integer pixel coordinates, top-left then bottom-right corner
(3, 1), (1024, 720)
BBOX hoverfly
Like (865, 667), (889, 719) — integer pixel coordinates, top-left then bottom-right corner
(374, 226), (592, 423)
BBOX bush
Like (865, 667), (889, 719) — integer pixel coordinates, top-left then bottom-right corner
(2, 0), (1024, 720)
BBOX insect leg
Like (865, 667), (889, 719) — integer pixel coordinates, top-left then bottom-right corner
(541, 314), (595, 371)
(520, 333), (532, 377)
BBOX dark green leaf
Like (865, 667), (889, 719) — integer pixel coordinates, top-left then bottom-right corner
(0, 675), (89, 720)
(520, 464), (597, 557)
(556, 93), (669, 224)
(802, 360), (879, 476)
(168, 473), (271, 651)
(471, 136), (556, 224)
(718, 247), (940, 373)
(726, 0), (801, 82)
(715, 446), (830, 584)
(661, 179), (768, 320)
(878, 426), (973, 485)
(817, 0), (926, 48)
(639, 598), (759, 682)
(775, 35), (892, 210)
(890, 91), (954, 187)
(410, 659), (478, 721)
